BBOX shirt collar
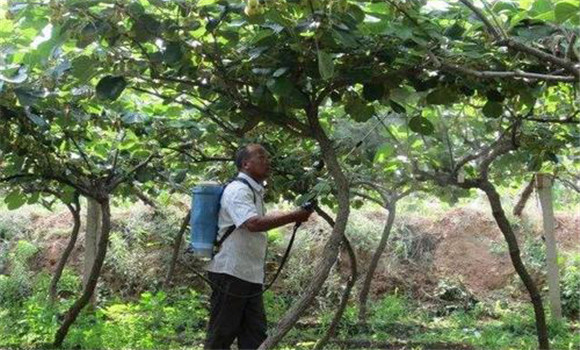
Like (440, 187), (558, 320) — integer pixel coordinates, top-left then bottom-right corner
(237, 172), (265, 194)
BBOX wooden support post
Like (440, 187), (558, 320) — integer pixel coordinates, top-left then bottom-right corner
(84, 197), (102, 307)
(536, 173), (562, 321)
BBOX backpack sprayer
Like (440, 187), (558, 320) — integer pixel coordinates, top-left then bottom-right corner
(183, 115), (387, 297)
(184, 178), (316, 298)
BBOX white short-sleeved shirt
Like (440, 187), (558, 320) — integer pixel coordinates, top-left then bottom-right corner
(205, 172), (267, 284)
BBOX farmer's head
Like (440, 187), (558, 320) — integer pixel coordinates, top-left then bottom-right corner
(236, 143), (270, 182)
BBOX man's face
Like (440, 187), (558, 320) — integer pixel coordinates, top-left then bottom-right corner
(242, 145), (271, 182)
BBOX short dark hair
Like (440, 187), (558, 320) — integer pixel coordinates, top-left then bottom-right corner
(235, 143), (265, 170)
(235, 145), (252, 170)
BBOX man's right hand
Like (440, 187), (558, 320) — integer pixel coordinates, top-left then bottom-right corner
(244, 208), (314, 232)
(293, 208), (313, 223)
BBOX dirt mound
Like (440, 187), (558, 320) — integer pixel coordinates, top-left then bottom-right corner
(365, 207), (579, 300)
(30, 210), (75, 232)
(430, 208), (514, 297)
(534, 213), (579, 252)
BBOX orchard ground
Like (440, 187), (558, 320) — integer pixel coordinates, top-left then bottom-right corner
(1, 191), (578, 349)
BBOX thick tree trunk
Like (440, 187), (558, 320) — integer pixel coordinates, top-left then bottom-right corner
(536, 174), (562, 321)
(49, 200), (81, 303)
(54, 198), (111, 348)
(258, 113), (350, 350)
(83, 197), (102, 307)
(480, 180), (549, 349)
(313, 207), (357, 350)
(358, 202), (396, 323)
(164, 212), (190, 288)
(513, 175), (535, 217)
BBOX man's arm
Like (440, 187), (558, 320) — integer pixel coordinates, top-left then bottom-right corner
(243, 209), (312, 232)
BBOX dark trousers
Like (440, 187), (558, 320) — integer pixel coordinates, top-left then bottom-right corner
(204, 272), (267, 350)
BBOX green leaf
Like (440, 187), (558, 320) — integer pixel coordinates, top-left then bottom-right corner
(206, 18), (220, 32)
(317, 50), (334, 81)
(122, 112), (145, 124)
(5, 190), (27, 210)
(14, 88), (40, 106)
(272, 67), (288, 77)
(486, 89), (505, 102)
(389, 100), (406, 114)
(348, 4), (365, 23)
(374, 143), (394, 163)
(365, 2), (390, 15)
(482, 101), (503, 118)
(132, 14), (161, 42)
(426, 88), (458, 105)
(27, 192), (40, 205)
(266, 78), (307, 107)
(332, 29), (358, 47)
(444, 23), (465, 40)
(71, 56), (97, 83)
(267, 77), (294, 96)
(197, 0), (218, 7)
(345, 98), (375, 122)
(25, 112), (48, 128)
(555, 1), (579, 23)
(408, 116), (434, 135)
(362, 83), (385, 102)
(96, 75), (127, 101)
(527, 156), (542, 172)
(251, 29), (274, 45)
(531, 0), (554, 15)
(163, 41), (183, 65)
(519, 90), (536, 108)
(127, 2), (145, 17)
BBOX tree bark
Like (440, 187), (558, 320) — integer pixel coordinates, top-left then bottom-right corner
(164, 212), (190, 288)
(258, 110), (351, 350)
(54, 197), (111, 348)
(49, 197), (81, 303)
(83, 197), (102, 308)
(513, 175), (535, 217)
(358, 202), (397, 323)
(480, 180), (549, 349)
(313, 206), (358, 350)
(536, 174), (562, 321)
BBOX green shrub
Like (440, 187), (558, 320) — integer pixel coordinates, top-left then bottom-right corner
(370, 293), (408, 325)
(344, 210), (384, 254)
(263, 290), (290, 322)
(0, 240), (38, 305)
(65, 289), (207, 349)
(561, 253), (580, 319)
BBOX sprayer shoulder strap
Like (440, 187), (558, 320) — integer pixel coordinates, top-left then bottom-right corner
(215, 177), (257, 247)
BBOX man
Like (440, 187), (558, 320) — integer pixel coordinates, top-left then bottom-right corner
(205, 143), (313, 350)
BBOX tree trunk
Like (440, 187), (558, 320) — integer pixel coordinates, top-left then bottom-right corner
(513, 175), (535, 217)
(480, 180), (549, 349)
(83, 197), (102, 308)
(54, 197), (111, 348)
(358, 202), (397, 323)
(536, 173), (562, 321)
(164, 212), (190, 288)
(313, 207), (358, 350)
(258, 113), (351, 350)
(49, 199), (81, 303)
